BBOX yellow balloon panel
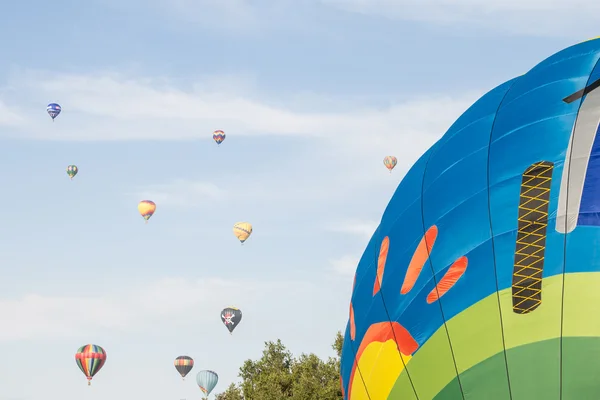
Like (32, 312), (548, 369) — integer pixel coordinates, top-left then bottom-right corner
(233, 222), (252, 243)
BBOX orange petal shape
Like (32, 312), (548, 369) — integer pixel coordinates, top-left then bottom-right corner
(350, 302), (356, 340)
(373, 237), (390, 296)
(401, 225), (438, 294)
(427, 256), (468, 304)
(348, 321), (419, 398)
(356, 321), (419, 360)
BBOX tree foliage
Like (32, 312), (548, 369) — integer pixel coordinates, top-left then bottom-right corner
(215, 331), (344, 400)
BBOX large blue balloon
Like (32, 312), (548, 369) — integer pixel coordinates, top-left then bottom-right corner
(340, 38), (600, 400)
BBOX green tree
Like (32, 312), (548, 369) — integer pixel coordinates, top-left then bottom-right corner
(215, 383), (244, 400)
(333, 330), (343, 358)
(215, 332), (344, 400)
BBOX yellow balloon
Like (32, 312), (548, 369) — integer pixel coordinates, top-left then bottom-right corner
(233, 222), (252, 243)
(138, 200), (156, 222)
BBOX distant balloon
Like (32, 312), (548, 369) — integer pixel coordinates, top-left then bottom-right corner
(75, 344), (106, 386)
(383, 156), (397, 172)
(66, 165), (78, 180)
(213, 130), (226, 145)
(221, 307), (242, 334)
(174, 356), (194, 379)
(47, 103), (61, 121)
(196, 370), (218, 397)
(233, 222), (252, 244)
(138, 200), (156, 223)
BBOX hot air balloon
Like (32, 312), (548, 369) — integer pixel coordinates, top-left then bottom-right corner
(233, 222), (252, 244)
(174, 356), (194, 379)
(213, 130), (226, 145)
(47, 103), (61, 121)
(221, 307), (242, 334)
(196, 370), (218, 398)
(383, 156), (397, 173)
(138, 200), (156, 223)
(340, 38), (600, 399)
(66, 165), (78, 180)
(75, 344), (106, 386)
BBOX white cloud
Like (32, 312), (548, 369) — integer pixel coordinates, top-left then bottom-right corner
(325, 219), (378, 238)
(130, 174), (354, 213)
(102, 0), (332, 37)
(0, 100), (25, 126)
(320, 0), (600, 37)
(98, 0), (261, 31)
(0, 277), (314, 341)
(0, 70), (475, 149)
(329, 254), (360, 276)
(132, 179), (223, 207)
(0, 70), (474, 219)
(98, 0), (600, 38)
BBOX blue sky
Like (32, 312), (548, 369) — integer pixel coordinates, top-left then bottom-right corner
(0, 1), (597, 399)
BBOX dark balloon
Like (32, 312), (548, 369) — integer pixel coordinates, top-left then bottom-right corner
(174, 355), (194, 379)
(221, 307), (242, 334)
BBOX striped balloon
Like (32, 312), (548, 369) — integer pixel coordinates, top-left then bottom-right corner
(383, 156), (397, 172)
(75, 344), (106, 385)
(196, 370), (218, 396)
(174, 355), (194, 379)
(213, 130), (226, 145)
(47, 103), (61, 121)
(232, 222), (252, 244)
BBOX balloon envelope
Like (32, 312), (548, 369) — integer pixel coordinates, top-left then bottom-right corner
(213, 130), (226, 145)
(138, 200), (156, 221)
(221, 307), (242, 333)
(196, 370), (218, 396)
(340, 38), (600, 399)
(75, 344), (106, 385)
(383, 156), (397, 171)
(174, 356), (194, 378)
(47, 103), (61, 120)
(66, 165), (78, 179)
(233, 222), (252, 243)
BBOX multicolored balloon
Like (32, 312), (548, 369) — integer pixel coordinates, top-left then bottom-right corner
(47, 103), (61, 121)
(66, 165), (78, 180)
(75, 344), (106, 386)
(383, 156), (397, 172)
(196, 370), (218, 397)
(213, 130), (226, 145)
(174, 356), (194, 379)
(138, 200), (156, 223)
(221, 307), (242, 334)
(233, 222), (252, 244)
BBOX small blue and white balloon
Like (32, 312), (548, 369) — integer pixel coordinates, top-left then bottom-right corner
(47, 103), (61, 121)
